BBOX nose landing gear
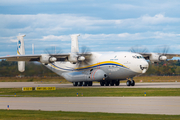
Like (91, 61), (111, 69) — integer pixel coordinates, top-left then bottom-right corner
(126, 78), (135, 86)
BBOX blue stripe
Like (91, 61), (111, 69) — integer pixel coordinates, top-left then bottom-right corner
(50, 63), (128, 71)
(50, 63), (74, 71)
(76, 63), (127, 70)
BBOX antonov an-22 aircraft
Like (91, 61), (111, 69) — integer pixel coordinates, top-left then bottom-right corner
(0, 34), (180, 86)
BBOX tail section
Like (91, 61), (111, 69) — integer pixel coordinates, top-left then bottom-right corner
(17, 35), (26, 72)
(17, 35), (26, 55)
(71, 34), (80, 53)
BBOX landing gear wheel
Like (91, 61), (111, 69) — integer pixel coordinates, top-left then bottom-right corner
(100, 81), (105, 86)
(110, 81), (114, 86)
(78, 82), (83, 86)
(105, 81), (110, 86)
(115, 80), (120, 86)
(126, 80), (131, 86)
(73, 82), (78, 86)
(131, 80), (135, 86)
(83, 81), (87, 86)
(88, 81), (93, 86)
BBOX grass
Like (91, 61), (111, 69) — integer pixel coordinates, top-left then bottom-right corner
(0, 110), (180, 120)
(134, 76), (180, 82)
(0, 88), (180, 97)
(0, 77), (71, 83)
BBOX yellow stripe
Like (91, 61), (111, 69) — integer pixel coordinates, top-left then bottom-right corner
(75, 61), (128, 70)
(49, 61), (128, 71)
(17, 50), (20, 55)
(50, 64), (58, 69)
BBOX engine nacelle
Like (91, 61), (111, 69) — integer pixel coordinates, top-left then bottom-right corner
(68, 53), (78, 64)
(159, 56), (167, 61)
(150, 53), (167, 63)
(78, 56), (85, 61)
(40, 54), (57, 64)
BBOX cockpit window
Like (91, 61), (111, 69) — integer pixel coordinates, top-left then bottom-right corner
(132, 55), (144, 59)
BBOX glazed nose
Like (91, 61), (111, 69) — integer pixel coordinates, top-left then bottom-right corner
(140, 61), (149, 73)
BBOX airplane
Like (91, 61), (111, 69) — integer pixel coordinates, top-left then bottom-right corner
(0, 34), (180, 86)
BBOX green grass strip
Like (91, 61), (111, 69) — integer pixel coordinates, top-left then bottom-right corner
(0, 88), (180, 97)
(0, 110), (180, 120)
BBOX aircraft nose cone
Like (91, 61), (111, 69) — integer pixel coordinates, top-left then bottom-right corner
(140, 60), (149, 73)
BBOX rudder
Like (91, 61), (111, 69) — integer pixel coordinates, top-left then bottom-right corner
(17, 35), (26, 72)
(71, 34), (80, 53)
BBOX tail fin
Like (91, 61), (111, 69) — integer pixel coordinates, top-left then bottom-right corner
(71, 34), (80, 53)
(17, 35), (26, 72)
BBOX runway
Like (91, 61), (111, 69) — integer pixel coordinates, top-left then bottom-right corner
(0, 97), (180, 115)
(0, 82), (180, 88)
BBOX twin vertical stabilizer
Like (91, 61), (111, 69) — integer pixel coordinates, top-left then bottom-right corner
(17, 35), (26, 72)
(71, 34), (80, 53)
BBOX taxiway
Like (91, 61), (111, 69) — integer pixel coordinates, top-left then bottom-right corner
(0, 97), (179, 115)
(0, 82), (180, 88)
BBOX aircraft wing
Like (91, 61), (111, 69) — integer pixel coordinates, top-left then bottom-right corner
(0, 54), (70, 62)
(139, 53), (180, 60)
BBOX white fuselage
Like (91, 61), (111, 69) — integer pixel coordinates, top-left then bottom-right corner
(46, 51), (149, 82)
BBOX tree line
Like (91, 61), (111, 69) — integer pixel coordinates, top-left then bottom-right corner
(0, 60), (57, 77)
(145, 60), (180, 76)
(1, 60), (180, 77)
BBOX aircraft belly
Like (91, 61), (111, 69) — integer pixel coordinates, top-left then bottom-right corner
(100, 66), (137, 80)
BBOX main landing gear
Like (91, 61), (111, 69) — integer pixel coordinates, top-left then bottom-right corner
(126, 78), (135, 86)
(73, 81), (93, 86)
(100, 80), (120, 86)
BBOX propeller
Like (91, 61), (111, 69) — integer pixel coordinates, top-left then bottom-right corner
(129, 45), (149, 54)
(154, 45), (171, 62)
(76, 46), (92, 68)
(44, 46), (62, 56)
(43, 46), (63, 63)
(154, 45), (170, 56)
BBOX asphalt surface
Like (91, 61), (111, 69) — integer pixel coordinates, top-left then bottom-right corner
(0, 82), (180, 88)
(0, 97), (180, 115)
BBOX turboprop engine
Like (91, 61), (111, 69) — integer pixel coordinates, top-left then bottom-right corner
(68, 53), (86, 64)
(149, 53), (167, 63)
(40, 54), (57, 64)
